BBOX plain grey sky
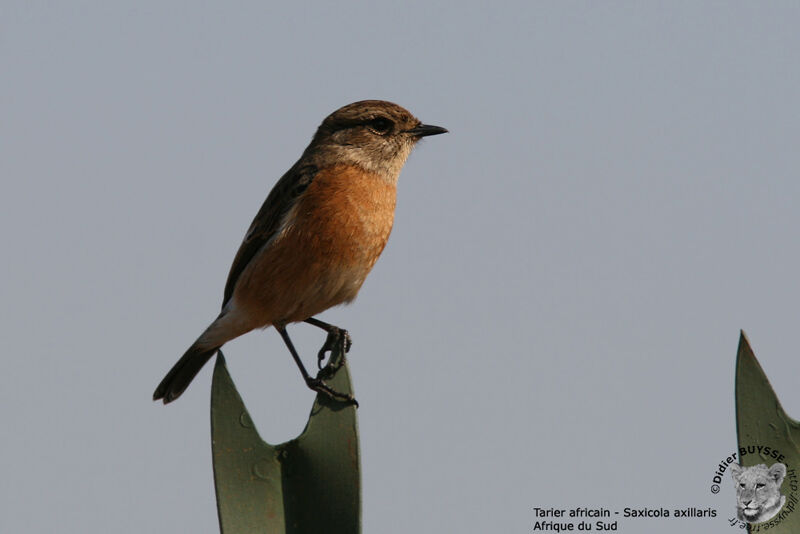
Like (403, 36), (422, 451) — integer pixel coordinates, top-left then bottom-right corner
(2, 2), (800, 533)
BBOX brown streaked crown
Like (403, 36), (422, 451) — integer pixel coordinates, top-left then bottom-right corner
(316, 100), (418, 137)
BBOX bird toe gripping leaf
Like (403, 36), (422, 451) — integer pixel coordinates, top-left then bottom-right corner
(211, 346), (360, 534)
(735, 332), (800, 533)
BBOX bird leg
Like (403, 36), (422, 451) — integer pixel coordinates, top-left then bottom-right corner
(277, 326), (357, 406)
(304, 317), (352, 370)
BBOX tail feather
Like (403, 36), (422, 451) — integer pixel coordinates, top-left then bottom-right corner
(153, 343), (220, 404)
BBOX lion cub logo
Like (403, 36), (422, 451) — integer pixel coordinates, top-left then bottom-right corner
(730, 462), (787, 524)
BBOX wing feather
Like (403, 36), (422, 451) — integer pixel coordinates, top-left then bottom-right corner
(221, 163), (318, 308)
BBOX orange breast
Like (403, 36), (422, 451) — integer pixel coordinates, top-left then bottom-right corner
(296, 164), (397, 268)
(234, 164), (397, 326)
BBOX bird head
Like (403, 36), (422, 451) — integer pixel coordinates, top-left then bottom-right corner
(308, 100), (447, 180)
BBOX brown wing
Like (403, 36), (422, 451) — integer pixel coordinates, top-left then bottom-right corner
(221, 162), (318, 308)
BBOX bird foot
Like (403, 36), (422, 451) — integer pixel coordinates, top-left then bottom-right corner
(305, 377), (358, 407)
(317, 327), (352, 370)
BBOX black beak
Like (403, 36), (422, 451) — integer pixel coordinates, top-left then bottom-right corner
(406, 124), (448, 137)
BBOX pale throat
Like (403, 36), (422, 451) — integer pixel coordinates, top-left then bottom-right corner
(329, 143), (415, 184)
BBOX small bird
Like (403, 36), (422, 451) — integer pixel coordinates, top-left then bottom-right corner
(154, 100), (447, 404)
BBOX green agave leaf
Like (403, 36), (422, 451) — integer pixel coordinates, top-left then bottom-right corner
(211, 348), (360, 534)
(735, 332), (800, 533)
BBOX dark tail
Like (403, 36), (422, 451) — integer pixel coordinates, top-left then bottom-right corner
(153, 342), (220, 404)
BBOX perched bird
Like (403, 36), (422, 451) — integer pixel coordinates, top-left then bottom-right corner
(154, 100), (447, 404)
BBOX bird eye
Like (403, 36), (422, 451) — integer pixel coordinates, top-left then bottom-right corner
(367, 117), (393, 135)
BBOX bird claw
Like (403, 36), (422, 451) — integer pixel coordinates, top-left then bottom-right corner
(317, 328), (352, 370)
(305, 377), (358, 407)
